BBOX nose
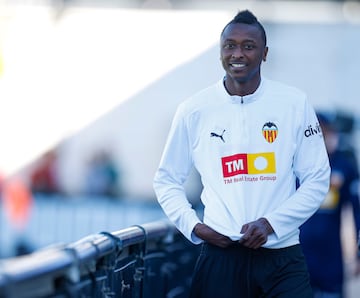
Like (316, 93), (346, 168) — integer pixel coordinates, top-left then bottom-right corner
(231, 46), (243, 59)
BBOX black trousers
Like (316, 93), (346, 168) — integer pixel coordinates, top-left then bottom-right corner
(189, 242), (313, 298)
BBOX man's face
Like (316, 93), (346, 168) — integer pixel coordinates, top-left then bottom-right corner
(220, 23), (268, 84)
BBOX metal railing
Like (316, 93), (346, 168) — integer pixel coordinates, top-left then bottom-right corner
(0, 220), (199, 298)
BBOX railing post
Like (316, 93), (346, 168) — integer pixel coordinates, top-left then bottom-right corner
(133, 267), (145, 298)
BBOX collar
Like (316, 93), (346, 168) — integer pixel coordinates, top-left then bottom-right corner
(220, 77), (266, 104)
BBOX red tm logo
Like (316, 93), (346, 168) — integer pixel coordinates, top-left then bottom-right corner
(222, 154), (248, 178)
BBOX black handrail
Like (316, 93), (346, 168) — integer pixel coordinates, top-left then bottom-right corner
(0, 220), (199, 298)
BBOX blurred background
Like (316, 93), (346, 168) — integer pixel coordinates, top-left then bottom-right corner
(0, 0), (359, 296)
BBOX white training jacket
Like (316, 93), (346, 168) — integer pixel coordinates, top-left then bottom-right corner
(153, 78), (330, 248)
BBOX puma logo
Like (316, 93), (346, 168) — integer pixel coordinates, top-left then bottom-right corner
(210, 130), (225, 143)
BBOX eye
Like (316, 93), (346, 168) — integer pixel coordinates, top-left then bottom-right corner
(243, 44), (256, 50)
(223, 43), (236, 50)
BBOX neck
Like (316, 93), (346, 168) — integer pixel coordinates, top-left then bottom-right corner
(224, 76), (261, 96)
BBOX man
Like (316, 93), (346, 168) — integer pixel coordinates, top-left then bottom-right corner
(300, 113), (360, 298)
(153, 10), (330, 297)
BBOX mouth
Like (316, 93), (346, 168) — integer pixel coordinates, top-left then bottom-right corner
(229, 62), (246, 69)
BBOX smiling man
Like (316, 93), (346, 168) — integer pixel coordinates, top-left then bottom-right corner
(153, 10), (330, 298)
(220, 13), (267, 94)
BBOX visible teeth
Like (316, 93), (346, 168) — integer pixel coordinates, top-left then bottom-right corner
(231, 63), (245, 68)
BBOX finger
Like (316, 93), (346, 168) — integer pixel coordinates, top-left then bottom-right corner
(242, 232), (267, 249)
(243, 236), (260, 249)
(245, 238), (264, 249)
(240, 224), (249, 234)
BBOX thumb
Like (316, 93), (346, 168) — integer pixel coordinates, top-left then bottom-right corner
(240, 224), (249, 234)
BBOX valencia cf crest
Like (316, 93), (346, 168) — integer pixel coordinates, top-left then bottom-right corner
(262, 122), (278, 143)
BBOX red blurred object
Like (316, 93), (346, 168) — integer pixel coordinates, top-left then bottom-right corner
(2, 178), (33, 230)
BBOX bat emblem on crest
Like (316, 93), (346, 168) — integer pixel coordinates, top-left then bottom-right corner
(262, 122), (278, 143)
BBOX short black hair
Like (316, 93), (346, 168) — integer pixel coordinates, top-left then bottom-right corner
(221, 10), (267, 46)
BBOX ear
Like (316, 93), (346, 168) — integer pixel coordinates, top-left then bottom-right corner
(263, 46), (269, 62)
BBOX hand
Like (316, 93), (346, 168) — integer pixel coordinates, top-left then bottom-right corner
(193, 223), (234, 248)
(239, 217), (274, 249)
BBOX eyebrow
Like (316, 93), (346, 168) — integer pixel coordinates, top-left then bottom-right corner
(222, 38), (257, 43)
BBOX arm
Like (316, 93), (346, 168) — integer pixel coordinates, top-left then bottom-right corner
(263, 100), (331, 240)
(193, 223), (234, 248)
(153, 105), (203, 243)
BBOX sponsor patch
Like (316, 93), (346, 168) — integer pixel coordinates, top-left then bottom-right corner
(304, 122), (322, 137)
(221, 152), (276, 178)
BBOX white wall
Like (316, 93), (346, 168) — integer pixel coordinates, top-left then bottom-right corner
(1, 2), (360, 200)
(57, 20), (360, 199)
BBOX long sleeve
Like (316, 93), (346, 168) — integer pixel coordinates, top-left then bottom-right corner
(153, 105), (202, 244)
(264, 100), (331, 240)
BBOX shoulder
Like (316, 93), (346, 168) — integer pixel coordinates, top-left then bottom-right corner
(177, 79), (225, 115)
(264, 78), (307, 102)
(262, 79), (311, 121)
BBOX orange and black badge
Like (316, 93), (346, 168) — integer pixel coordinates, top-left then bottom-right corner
(262, 122), (278, 143)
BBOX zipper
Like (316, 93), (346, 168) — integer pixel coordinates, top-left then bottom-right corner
(239, 96), (249, 144)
